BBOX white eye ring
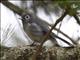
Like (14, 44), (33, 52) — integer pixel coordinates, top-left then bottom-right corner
(25, 15), (30, 20)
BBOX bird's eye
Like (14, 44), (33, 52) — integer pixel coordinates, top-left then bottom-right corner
(25, 15), (30, 20)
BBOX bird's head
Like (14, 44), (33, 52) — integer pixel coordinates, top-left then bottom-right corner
(22, 13), (33, 23)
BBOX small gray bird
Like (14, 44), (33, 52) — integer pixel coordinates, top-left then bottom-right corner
(21, 13), (59, 46)
(21, 13), (74, 47)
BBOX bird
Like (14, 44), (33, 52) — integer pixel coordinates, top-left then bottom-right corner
(21, 13), (59, 46)
(21, 13), (73, 47)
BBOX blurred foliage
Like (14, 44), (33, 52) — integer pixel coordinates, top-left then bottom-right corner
(30, 0), (80, 16)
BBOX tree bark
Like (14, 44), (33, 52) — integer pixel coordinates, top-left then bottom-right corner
(1, 45), (80, 60)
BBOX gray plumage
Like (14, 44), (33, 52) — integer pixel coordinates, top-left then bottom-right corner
(21, 13), (74, 47)
(21, 13), (62, 46)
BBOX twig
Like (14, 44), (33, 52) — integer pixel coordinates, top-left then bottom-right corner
(32, 11), (68, 60)
(57, 20), (62, 35)
(54, 28), (77, 44)
(73, 14), (80, 25)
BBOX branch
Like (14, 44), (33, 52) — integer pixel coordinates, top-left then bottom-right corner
(40, 11), (68, 46)
(32, 11), (69, 60)
(73, 14), (80, 25)
(2, 1), (26, 16)
(1, 45), (80, 60)
(57, 21), (62, 35)
(54, 28), (77, 44)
